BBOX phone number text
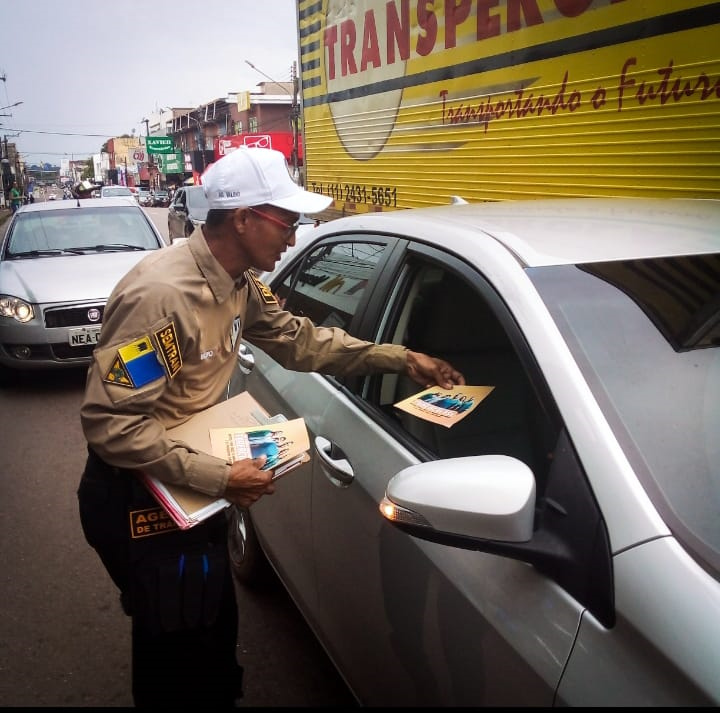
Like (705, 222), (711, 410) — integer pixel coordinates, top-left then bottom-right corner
(309, 182), (398, 208)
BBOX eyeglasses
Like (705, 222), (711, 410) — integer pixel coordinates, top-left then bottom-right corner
(247, 207), (300, 239)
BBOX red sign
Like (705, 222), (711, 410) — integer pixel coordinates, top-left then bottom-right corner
(133, 150), (146, 162)
(214, 133), (302, 163)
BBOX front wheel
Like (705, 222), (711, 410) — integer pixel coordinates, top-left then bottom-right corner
(227, 505), (271, 587)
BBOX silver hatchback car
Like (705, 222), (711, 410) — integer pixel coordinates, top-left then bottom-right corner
(0, 197), (165, 379)
(227, 197), (720, 706)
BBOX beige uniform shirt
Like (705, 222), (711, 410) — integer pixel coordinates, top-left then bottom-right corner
(81, 229), (407, 497)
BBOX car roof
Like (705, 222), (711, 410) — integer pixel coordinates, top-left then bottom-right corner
(327, 198), (720, 267)
(15, 197), (147, 213)
(184, 186), (209, 211)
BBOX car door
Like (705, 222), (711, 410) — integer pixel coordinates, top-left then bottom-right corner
(309, 243), (595, 705)
(167, 188), (187, 239)
(238, 234), (401, 628)
(242, 234), (607, 705)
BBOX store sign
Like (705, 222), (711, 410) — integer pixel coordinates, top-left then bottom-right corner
(157, 152), (184, 173)
(237, 91), (251, 112)
(214, 132), (301, 163)
(133, 149), (146, 162)
(146, 136), (175, 154)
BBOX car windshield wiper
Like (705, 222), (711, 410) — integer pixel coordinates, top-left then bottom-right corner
(8, 249), (66, 258)
(78, 244), (147, 252)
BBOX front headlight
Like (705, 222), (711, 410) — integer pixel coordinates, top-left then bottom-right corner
(0, 296), (35, 323)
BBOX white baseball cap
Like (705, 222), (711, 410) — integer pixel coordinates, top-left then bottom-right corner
(201, 146), (332, 214)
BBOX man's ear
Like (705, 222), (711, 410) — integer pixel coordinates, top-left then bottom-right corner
(231, 208), (250, 233)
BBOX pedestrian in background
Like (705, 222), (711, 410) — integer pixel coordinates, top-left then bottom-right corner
(9, 181), (21, 213)
(77, 146), (464, 708)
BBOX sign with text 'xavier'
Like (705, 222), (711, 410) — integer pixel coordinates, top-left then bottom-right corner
(146, 136), (175, 154)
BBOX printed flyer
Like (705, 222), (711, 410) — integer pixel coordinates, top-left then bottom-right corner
(394, 385), (495, 428)
(210, 418), (310, 479)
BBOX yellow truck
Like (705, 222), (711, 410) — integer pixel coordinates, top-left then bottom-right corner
(296, 0), (720, 216)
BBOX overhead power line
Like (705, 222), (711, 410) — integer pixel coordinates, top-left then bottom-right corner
(2, 128), (117, 137)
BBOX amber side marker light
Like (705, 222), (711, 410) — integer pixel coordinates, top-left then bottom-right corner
(379, 496), (432, 528)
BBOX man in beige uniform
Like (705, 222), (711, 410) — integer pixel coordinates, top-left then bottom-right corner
(78, 147), (464, 708)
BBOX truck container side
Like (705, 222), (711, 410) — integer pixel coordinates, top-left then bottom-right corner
(296, 0), (720, 217)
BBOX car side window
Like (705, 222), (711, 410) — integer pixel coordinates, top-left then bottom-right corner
(275, 240), (386, 332)
(373, 262), (558, 484)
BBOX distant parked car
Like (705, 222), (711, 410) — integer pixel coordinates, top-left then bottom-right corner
(167, 185), (209, 241)
(152, 189), (170, 207)
(0, 197), (166, 380)
(100, 185), (134, 200)
(136, 189), (153, 207)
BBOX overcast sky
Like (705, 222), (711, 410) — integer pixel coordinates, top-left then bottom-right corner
(0, 0), (299, 167)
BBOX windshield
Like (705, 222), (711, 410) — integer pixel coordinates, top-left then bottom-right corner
(4, 206), (162, 256)
(529, 255), (720, 573)
(101, 187), (132, 197)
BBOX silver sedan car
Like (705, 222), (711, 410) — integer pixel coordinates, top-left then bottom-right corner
(0, 197), (166, 379)
(227, 197), (720, 706)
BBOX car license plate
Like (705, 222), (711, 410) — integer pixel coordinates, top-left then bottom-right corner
(68, 326), (101, 347)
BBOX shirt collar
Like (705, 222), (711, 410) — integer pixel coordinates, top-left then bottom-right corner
(188, 229), (240, 303)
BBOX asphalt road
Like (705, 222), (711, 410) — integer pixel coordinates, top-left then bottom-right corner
(0, 206), (356, 707)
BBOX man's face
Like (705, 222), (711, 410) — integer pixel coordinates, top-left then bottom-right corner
(242, 205), (300, 273)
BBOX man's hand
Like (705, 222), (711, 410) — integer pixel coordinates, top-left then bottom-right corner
(405, 350), (466, 390)
(223, 456), (275, 507)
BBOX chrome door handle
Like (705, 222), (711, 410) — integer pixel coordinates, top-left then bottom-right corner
(236, 342), (255, 374)
(314, 436), (354, 486)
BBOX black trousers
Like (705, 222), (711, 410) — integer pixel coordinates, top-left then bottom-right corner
(77, 447), (243, 708)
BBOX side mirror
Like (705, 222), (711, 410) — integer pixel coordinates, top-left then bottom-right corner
(380, 455), (535, 542)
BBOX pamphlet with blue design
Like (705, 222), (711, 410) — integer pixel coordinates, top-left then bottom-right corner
(139, 391), (310, 529)
(394, 385), (495, 428)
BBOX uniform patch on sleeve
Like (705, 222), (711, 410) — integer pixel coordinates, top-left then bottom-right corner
(249, 272), (278, 305)
(153, 320), (182, 379)
(103, 336), (166, 389)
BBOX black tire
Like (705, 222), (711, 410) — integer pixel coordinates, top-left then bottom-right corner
(0, 365), (10, 387)
(227, 505), (271, 587)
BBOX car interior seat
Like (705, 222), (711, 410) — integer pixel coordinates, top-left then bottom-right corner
(397, 271), (546, 473)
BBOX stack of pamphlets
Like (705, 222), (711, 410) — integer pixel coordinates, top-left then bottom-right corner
(138, 391), (310, 530)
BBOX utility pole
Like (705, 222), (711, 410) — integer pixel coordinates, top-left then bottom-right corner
(245, 59), (301, 183)
(291, 61), (300, 183)
(1, 135), (8, 203)
(143, 118), (155, 189)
